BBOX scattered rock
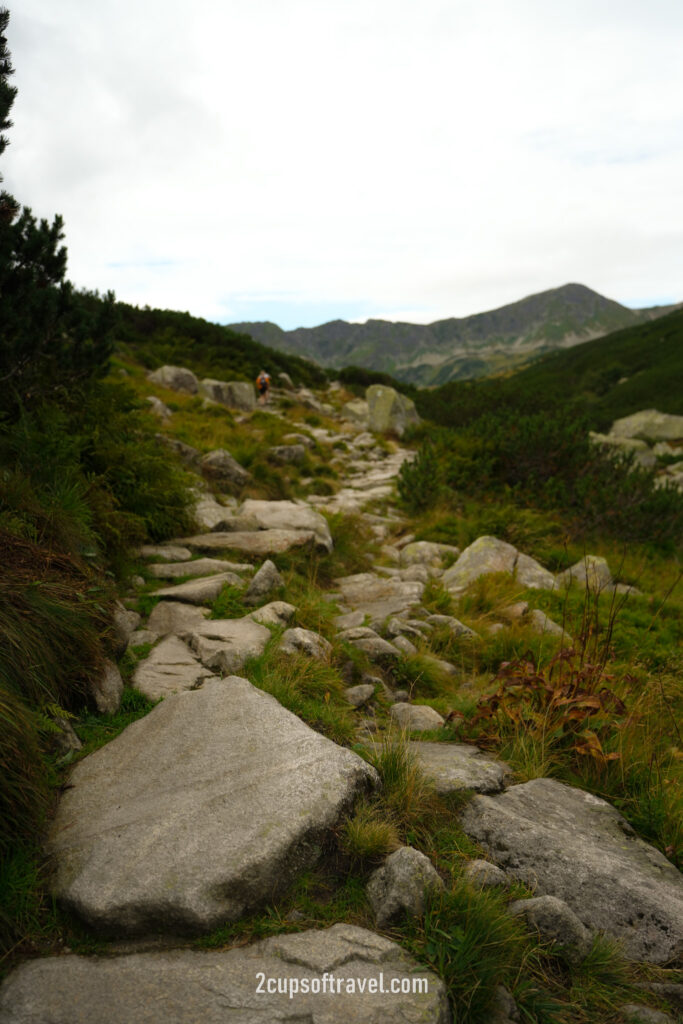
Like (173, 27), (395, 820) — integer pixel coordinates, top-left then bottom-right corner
(147, 364), (198, 394)
(152, 572), (242, 605)
(200, 449), (251, 488)
(345, 683), (376, 707)
(112, 603), (141, 658)
(146, 557), (241, 580)
(620, 1005), (676, 1024)
(442, 536), (518, 595)
(392, 634), (418, 656)
(337, 626), (402, 662)
(0, 925), (449, 1023)
(139, 544), (193, 562)
(409, 741), (511, 794)
(146, 601), (210, 636)
(155, 434), (201, 467)
(390, 704), (445, 732)
(91, 660), (123, 714)
(528, 609), (572, 644)
(279, 627), (332, 660)
(132, 636), (213, 700)
(499, 601), (529, 622)
(400, 541), (459, 568)
(240, 499), (333, 552)
(610, 409), (683, 443)
(128, 628), (156, 646)
(193, 493), (236, 531)
(268, 444), (306, 464)
(341, 397), (370, 425)
(366, 385), (420, 437)
(590, 431), (658, 468)
(334, 572), (424, 624)
(199, 379), (255, 411)
(426, 614), (479, 639)
(490, 985), (520, 1023)
(145, 395), (172, 420)
(184, 617), (271, 674)
(243, 559), (284, 605)
(557, 554), (613, 592)
(509, 895), (592, 967)
(48, 678), (379, 935)
(514, 553), (557, 590)
(464, 859), (508, 889)
(182, 529), (316, 556)
(247, 601), (296, 627)
(459, 778), (683, 963)
(367, 846), (444, 927)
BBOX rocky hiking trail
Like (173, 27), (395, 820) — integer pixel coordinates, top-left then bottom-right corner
(1, 373), (682, 1024)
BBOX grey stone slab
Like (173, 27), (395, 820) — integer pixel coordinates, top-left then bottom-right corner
(146, 601), (210, 636)
(152, 572), (242, 605)
(0, 925), (451, 1023)
(132, 636), (213, 700)
(184, 617), (271, 674)
(48, 679), (379, 936)
(139, 544), (193, 562)
(181, 529), (316, 555)
(390, 704), (445, 732)
(239, 499), (333, 552)
(409, 741), (511, 794)
(442, 536), (518, 595)
(367, 846), (444, 928)
(459, 778), (683, 964)
(146, 557), (247, 580)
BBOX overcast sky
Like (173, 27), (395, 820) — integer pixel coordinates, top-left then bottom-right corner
(4, 0), (683, 329)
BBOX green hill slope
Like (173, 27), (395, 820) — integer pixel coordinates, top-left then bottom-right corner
(109, 300), (328, 389)
(230, 284), (678, 385)
(418, 306), (683, 431)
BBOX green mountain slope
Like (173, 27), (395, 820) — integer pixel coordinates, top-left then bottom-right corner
(229, 283), (678, 384)
(108, 300), (328, 388)
(417, 306), (683, 431)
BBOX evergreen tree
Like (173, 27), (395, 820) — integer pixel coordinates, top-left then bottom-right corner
(0, 8), (113, 416)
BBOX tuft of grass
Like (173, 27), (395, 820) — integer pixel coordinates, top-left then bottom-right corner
(340, 800), (401, 863)
(365, 736), (441, 835)
(210, 584), (250, 620)
(74, 687), (158, 758)
(403, 880), (536, 1024)
(246, 645), (354, 746)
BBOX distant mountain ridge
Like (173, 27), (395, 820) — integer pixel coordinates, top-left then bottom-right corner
(229, 284), (679, 385)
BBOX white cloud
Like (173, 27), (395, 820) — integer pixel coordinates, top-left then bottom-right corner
(4, 0), (683, 328)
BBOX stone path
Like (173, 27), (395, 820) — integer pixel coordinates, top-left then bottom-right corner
(2, 377), (681, 1023)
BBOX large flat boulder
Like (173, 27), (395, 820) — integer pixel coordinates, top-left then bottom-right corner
(366, 385), (420, 437)
(183, 617), (271, 674)
(146, 601), (210, 636)
(147, 365), (198, 394)
(239, 499), (333, 552)
(146, 557), (247, 580)
(199, 378), (256, 411)
(459, 778), (683, 964)
(132, 636), (214, 700)
(180, 529), (316, 556)
(48, 678), (379, 936)
(152, 572), (242, 605)
(334, 572), (424, 625)
(409, 741), (510, 794)
(0, 924), (450, 1023)
(443, 536), (556, 595)
(610, 409), (683, 443)
(442, 536), (517, 595)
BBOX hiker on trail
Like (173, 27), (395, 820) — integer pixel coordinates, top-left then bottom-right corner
(256, 370), (271, 405)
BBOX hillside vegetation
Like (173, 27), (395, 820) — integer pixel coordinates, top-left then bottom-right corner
(418, 306), (683, 431)
(230, 283), (678, 385)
